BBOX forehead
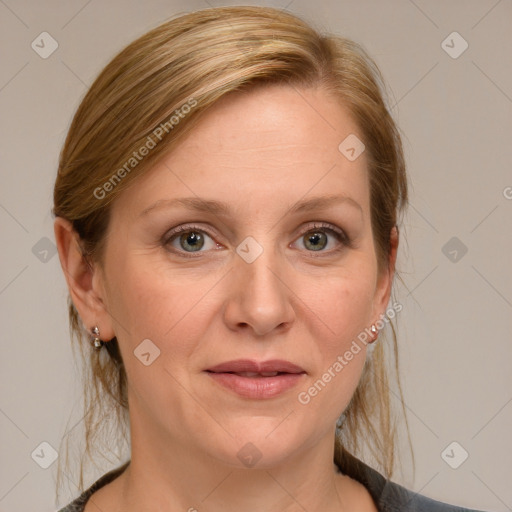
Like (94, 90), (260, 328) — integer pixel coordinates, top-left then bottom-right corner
(113, 84), (370, 220)
(178, 84), (363, 163)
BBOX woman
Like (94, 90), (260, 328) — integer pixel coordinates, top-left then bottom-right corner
(53, 6), (487, 511)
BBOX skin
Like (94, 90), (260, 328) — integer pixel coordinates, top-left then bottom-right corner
(55, 84), (398, 511)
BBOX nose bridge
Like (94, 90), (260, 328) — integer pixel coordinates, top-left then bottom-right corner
(237, 235), (285, 305)
(224, 234), (294, 335)
(241, 242), (280, 295)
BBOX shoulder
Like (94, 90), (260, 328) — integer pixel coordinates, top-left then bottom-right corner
(336, 472), (379, 511)
(57, 495), (88, 512)
(57, 461), (130, 512)
(380, 479), (489, 512)
(335, 450), (490, 512)
(57, 500), (86, 512)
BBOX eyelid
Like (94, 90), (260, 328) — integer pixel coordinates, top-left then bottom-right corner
(164, 223), (217, 241)
(302, 222), (350, 245)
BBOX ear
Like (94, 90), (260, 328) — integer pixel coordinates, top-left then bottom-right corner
(54, 217), (115, 341)
(371, 226), (399, 321)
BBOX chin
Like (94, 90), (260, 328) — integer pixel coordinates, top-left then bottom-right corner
(207, 424), (307, 470)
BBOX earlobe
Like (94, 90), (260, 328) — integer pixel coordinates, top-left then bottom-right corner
(53, 217), (115, 340)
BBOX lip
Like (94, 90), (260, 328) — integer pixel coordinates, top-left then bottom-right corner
(206, 359), (306, 374)
(205, 359), (306, 399)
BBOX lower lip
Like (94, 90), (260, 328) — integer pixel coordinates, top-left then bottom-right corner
(206, 372), (305, 399)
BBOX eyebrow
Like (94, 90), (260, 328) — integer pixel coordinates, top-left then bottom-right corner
(138, 194), (363, 219)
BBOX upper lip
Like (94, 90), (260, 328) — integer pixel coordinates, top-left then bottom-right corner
(206, 359), (306, 374)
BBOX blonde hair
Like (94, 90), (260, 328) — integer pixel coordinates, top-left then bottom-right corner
(53, 5), (411, 497)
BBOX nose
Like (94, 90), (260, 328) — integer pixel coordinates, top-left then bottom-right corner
(223, 243), (295, 337)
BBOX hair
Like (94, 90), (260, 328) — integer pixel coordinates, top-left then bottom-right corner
(53, 5), (412, 498)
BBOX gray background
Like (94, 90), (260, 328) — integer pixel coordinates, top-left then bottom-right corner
(1, 1), (511, 511)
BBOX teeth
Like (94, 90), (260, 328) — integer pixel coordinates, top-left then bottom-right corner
(238, 372), (260, 377)
(235, 371), (279, 377)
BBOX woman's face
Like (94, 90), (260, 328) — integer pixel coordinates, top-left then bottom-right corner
(94, 84), (394, 468)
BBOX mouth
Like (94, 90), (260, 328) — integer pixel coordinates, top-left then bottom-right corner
(204, 359), (306, 399)
(205, 359), (306, 374)
(211, 371), (290, 377)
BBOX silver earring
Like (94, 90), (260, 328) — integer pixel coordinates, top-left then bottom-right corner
(91, 326), (103, 350)
(369, 324), (378, 343)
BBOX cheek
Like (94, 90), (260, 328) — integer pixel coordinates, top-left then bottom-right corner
(103, 259), (213, 423)
(293, 266), (375, 410)
(105, 253), (195, 335)
(303, 268), (376, 349)
(104, 255), (219, 378)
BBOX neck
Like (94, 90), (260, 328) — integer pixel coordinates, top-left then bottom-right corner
(114, 415), (352, 511)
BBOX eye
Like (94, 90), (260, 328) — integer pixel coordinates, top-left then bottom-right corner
(164, 225), (219, 256)
(292, 223), (350, 254)
(163, 222), (351, 258)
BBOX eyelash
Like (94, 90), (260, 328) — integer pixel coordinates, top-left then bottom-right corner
(163, 222), (352, 259)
